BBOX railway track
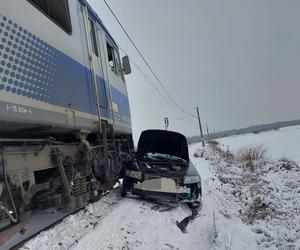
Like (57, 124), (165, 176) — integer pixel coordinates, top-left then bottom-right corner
(0, 189), (118, 250)
(0, 205), (87, 250)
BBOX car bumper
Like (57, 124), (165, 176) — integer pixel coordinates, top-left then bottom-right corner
(129, 177), (200, 203)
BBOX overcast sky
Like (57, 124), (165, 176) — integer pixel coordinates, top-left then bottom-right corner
(88, 0), (300, 143)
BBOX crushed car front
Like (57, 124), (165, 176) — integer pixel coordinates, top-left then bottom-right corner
(122, 130), (201, 206)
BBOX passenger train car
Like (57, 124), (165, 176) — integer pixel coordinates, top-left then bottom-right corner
(0, 0), (133, 226)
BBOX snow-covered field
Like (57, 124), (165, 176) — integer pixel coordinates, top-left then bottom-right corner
(21, 126), (300, 250)
(218, 126), (300, 162)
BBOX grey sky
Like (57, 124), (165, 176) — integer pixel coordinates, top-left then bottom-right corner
(88, 0), (300, 143)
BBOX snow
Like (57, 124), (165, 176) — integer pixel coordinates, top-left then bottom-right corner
(21, 126), (300, 250)
(210, 125), (300, 249)
(21, 193), (123, 250)
(218, 125), (300, 162)
(72, 198), (210, 250)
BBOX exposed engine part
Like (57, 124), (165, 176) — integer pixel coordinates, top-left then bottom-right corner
(170, 165), (182, 171)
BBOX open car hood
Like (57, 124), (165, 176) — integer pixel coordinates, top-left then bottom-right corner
(137, 130), (189, 162)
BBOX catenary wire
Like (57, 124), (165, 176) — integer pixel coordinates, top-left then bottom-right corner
(117, 45), (182, 116)
(104, 0), (188, 113)
(104, 0), (201, 127)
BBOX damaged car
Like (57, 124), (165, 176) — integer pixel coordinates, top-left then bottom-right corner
(121, 130), (202, 207)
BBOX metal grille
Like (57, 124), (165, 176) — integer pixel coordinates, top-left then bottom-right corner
(27, 0), (72, 34)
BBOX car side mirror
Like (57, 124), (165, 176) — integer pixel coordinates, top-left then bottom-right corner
(122, 55), (132, 75)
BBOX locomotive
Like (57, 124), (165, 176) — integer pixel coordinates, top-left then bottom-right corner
(0, 0), (133, 226)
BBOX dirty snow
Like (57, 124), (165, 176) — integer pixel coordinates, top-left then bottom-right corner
(21, 126), (300, 250)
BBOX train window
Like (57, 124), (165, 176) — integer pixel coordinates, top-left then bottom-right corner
(106, 42), (124, 80)
(107, 42), (117, 74)
(27, 0), (72, 34)
(115, 51), (125, 81)
(89, 19), (99, 57)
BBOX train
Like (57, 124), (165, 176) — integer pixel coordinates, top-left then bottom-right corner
(0, 0), (134, 226)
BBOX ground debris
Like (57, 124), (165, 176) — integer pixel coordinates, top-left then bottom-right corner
(176, 208), (198, 233)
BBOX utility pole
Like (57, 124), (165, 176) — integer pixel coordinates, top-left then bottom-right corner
(196, 107), (205, 147)
(206, 123), (210, 140)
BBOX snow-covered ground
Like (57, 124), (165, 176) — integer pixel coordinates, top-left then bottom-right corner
(218, 125), (300, 162)
(21, 126), (300, 250)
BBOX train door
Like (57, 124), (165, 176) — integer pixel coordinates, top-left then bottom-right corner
(87, 18), (110, 109)
(81, 6), (110, 132)
(95, 27), (115, 125)
(102, 38), (126, 125)
(94, 23), (115, 124)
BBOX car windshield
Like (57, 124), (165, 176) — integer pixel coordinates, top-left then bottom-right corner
(146, 152), (187, 163)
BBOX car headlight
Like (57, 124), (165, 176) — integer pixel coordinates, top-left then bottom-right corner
(184, 175), (200, 184)
(125, 170), (142, 180)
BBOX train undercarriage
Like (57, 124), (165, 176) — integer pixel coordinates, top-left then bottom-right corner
(0, 122), (134, 230)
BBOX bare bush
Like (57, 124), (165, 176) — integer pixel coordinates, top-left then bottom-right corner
(220, 148), (235, 163)
(207, 140), (220, 146)
(193, 150), (204, 158)
(236, 145), (268, 171)
(207, 140), (235, 163)
(277, 156), (299, 171)
(242, 196), (269, 225)
(193, 148), (205, 158)
(207, 140), (221, 152)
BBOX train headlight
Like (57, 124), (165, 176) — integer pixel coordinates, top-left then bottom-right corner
(125, 170), (142, 180)
(184, 175), (200, 184)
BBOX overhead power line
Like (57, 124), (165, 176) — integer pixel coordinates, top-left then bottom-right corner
(103, 0), (183, 112)
(181, 109), (198, 119)
(125, 53), (200, 129)
(119, 46), (198, 129)
(104, 0), (203, 130)
(118, 46), (182, 116)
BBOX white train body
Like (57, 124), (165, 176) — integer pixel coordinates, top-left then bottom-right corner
(0, 1), (134, 235)
(0, 0), (132, 137)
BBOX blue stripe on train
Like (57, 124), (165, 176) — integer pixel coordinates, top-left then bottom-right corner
(0, 15), (131, 124)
